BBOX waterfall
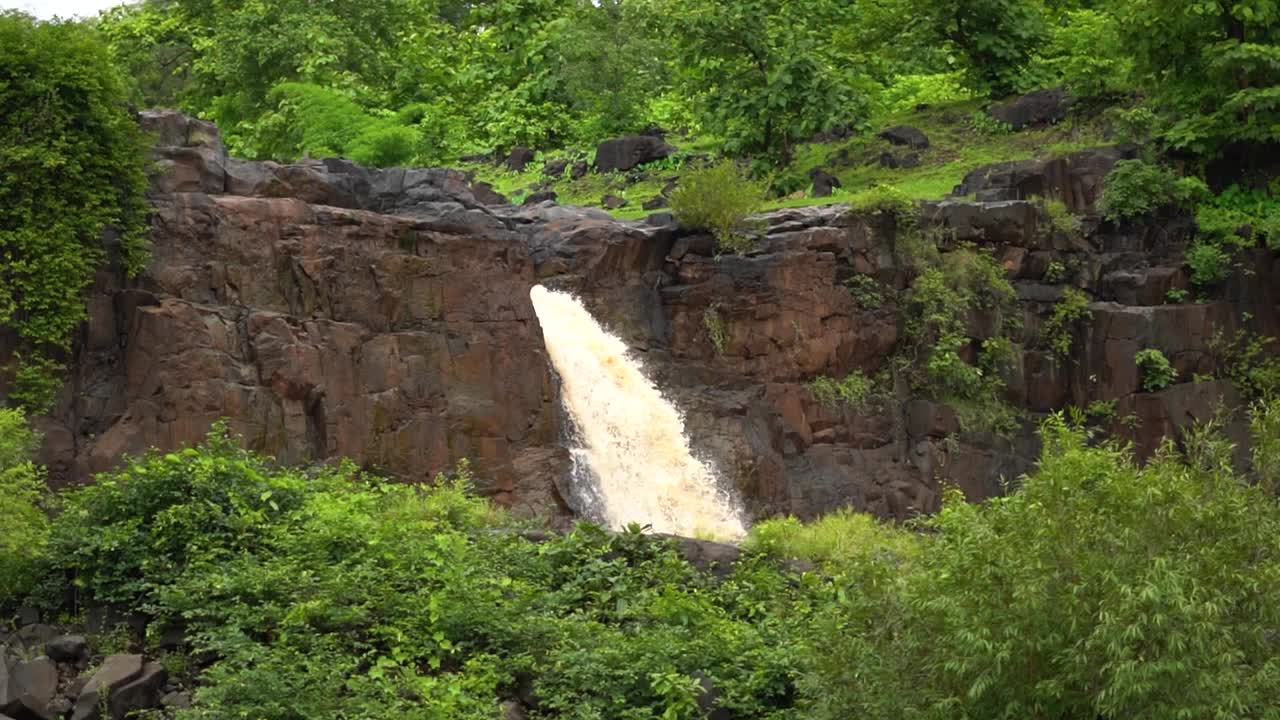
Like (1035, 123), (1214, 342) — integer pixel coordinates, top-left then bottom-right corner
(529, 285), (746, 539)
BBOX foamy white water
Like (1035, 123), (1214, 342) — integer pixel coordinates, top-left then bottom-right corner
(529, 285), (746, 539)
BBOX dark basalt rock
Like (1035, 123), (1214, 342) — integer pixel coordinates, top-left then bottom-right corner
(809, 168), (841, 197)
(594, 135), (675, 173)
(505, 146), (535, 172)
(988, 87), (1071, 130)
(878, 125), (930, 149)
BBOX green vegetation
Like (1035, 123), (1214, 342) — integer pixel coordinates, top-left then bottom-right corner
(0, 408), (49, 605)
(897, 245), (1022, 435)
(1098, 159), (1207, 222)
(1211, 323), (1280, 401)
(670, 161), (765, 253)
(1135, 348), (1177, 392)
(702, 303), (729, 355)
(1042, 288), (1092, 358)
(0, 12), (150, 410)
(807, 371), (876, 409)
(6, 401), (1280, 718)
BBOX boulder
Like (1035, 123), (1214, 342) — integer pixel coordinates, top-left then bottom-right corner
(878, 125), (930, 149)
(71, 655), (143, 720)
(505, 147), (535, 172)
(45, 636), (88, 664)
(470, 181), (508, 206)
(159, 691), (192, 710)
(522, 190), (558, 206)
(499, 699), (527, 720)
(107, 662), (167, 720)
(601, 195), (628, 209)
(808, 169), (841, 198)
(594, 135), (675, 173)
(569, 160), (589, 180)
(664, 536), (742, 579)
(642, 196), (669, 211)
(952, 146), (1137, 214)
(3, 657), (57, 720)
(542, 158), (568, 179)
(988, 87), (1070, 130)
(879, 151), (921, 169)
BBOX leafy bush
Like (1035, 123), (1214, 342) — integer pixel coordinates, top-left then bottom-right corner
(1186, 240), (1233, 288)
(0, 12), (150, 410)
(898, 246), (1022, 435)
(806, 406), (1280, 719)
(874, 72), (973, 115)
(1041, 288), (1092, 358)
(845, 274), (885, 309)
(1031, 9), (1132, 101)
(746, 508), (919, 568)
(703, 303), (729, 354)
(0, 409), (49, 607)
(670, 161), (765, 254)
(1210, 324), (1280, 402)
(1099, 159), (1208, 222)
(1135, 348), (1177, 392)
(1041, 197), (1083, 237)
(808, 371), (876, 408)
(847, 184), (915, 219)
(1195, 183), (1280, 251)
(256, 83), (420, 166)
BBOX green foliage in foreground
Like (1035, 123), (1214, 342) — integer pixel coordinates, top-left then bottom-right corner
(0, 12), (150, 410)
(803, 411), (1280, 719)
(8, 401), (1280, 719)
(0, 408), (48, 606)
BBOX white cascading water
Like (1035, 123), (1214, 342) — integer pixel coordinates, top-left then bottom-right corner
(529, 285), (746, 539)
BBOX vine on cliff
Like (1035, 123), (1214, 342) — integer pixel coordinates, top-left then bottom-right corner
(0, 12), (150, 411)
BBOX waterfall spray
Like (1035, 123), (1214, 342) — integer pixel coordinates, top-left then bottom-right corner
(529, 285), (746, 539)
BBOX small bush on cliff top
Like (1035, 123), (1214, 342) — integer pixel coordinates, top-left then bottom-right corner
(0, 12), (150, 411)
(670, 160), (765, 254)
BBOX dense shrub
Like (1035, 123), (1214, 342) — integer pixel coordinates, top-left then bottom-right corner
(1099, 159), (1208, 222)
(0, 12), (150, 410)
(670, 161), (765, 254)
(803, 408), (1280, 719)
(1135, 348), (1177, 392)
(1041, 287), (1092, 358)
(0, 409), (49, 607)
(898, 246), (1022, 435)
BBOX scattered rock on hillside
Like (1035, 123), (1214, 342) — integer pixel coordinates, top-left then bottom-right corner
(45, 636), (88, 664)
(4, 656), (58, 720)
(642, 196), (668, 210)
(878, 125), (930, 149)
(106, 662), (167, 720)
(522, 190), (558, 206)
(569, 160), (589, 179)
(542, 158), (568, 179)
(878, 151), (921, 169)
(594, 135), (675, 173)
(988, 87), (1070, 130)
(811, 124), (855, 143)
(471, 181), (508, 206)
(71, 654), (143, 720)
(506, 146), (535, 172)
(601, 194), (628, 209)
(808, 168), (841, 198)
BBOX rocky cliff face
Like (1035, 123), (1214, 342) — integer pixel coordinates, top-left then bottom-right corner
(9, 112), (1278, 524)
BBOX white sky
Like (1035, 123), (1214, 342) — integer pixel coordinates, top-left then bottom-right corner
(1, 0), (133, 20)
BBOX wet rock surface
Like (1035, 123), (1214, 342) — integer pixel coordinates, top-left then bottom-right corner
(6, 111), (1278, 526)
